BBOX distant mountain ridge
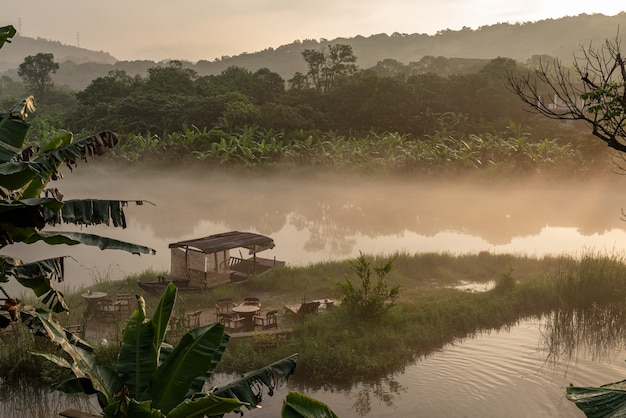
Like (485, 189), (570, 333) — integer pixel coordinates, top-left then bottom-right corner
(0, 34), (116, 71)
(2, 12), (626, 91)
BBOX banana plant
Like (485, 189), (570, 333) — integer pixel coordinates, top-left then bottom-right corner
(0, 24), (154, 313)
(30, 283), (302, 417)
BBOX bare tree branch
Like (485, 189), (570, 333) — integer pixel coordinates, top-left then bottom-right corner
(506, 34), (626, 154)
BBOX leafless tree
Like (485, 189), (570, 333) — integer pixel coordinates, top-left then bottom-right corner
(506, 35), (626, 154)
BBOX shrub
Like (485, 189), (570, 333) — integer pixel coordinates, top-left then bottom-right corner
(336, 252), (401, 319)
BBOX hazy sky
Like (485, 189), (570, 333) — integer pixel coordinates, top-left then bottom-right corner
(4, 1), (625, 62)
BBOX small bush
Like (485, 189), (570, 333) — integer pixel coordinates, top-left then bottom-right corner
(336, 252), (401, 319)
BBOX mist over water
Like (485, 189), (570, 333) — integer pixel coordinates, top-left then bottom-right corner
(5, 166), (626, 416)
(4, 166), (626, 293)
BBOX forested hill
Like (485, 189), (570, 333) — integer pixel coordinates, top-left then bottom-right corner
(2, 12), (626, 90)
(198, 12), (626, 77)
(0, 34), (116, 71)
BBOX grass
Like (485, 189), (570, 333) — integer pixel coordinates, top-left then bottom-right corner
(6, 251), (626, 386)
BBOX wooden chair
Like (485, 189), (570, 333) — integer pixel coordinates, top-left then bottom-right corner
(218, 313), (245, 333)
(254, 310), (278, 330)
(114, 294), (133, 316)
(241, 297), (261, 307)
(186, 310), (202, 328)
(95, 298), (117, 320)
(215, 298), (236, 321)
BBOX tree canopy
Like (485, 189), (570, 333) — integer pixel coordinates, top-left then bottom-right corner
(17, 52), (59, 99)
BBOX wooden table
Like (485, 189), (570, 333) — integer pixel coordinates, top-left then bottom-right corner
(231, 304), (260, 332)
(81, 291), (108, 319)
(313, 298), (336, 310)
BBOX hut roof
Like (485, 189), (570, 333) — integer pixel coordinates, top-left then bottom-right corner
(168, 231), (275, 254)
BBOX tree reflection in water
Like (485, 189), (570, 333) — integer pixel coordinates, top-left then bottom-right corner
(541, 302), (626, 365)
(352, 377), (407, 416)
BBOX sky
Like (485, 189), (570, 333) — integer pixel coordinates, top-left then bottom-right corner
(4, 1), (626, 62)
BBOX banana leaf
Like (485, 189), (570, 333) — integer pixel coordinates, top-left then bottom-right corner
(22, 230), (156, 255)
(44, 199), (142, 229)
(212, 354), (299, 411)
(30, 310), (122, 406)
(0, 130), (118, 192)
(6, 256), (68, 312)
(0, 25), (16, 49)
(281, 391), (339, 418)
(117, 286), (173, 400)
(566, 382), (626, 417)
(149, 282), (176, 355)
(166, 393), (246, 418)
(0, 96), (34, 163)
(150, 323), (227, 414)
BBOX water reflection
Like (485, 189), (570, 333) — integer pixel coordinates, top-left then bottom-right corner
(351, 378), (406, 417)
(542, 302), (626, 364)
(0, 382), (98, 417)
(3, 169), (626, 294)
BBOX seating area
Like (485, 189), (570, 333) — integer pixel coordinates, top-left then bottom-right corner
(218, 313), (246, 333)
(283, 301), (321, 316)
(115, 294), (133, 315)
(283, 299), (337, 316)
(186, 310), (202, 328)
(215, 298), (236, 321)
(254, 309), (278, 330)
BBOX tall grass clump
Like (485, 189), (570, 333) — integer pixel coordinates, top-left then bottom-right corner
(0, 324), (64, 384)
(544, 251), (626, 307)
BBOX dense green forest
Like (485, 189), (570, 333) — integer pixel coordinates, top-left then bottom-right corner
(0, 14), (614, 175)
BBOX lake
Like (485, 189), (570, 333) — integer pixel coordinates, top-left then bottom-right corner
(3, 166), (626, 416)
(3, 167), (626, 295)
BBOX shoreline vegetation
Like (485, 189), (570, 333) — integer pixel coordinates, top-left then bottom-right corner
(4, 250), (626, 388)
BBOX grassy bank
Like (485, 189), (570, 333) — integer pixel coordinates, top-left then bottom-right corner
(3, 251), (626, 387)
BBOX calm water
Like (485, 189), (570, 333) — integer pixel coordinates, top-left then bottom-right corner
(17, 317), (626, 417)
(4, 167), (626, 416)
(3, 168), (626, 294)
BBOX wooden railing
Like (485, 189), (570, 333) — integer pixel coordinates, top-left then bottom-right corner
(228, 257), (256, 277)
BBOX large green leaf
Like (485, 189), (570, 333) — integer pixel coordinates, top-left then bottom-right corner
(185, 331), (230, 397)
(45, 199), (139, 228)
(567, 382), (626, 417)
(281, 391), (339, 418)
(117, 286), (175, 401)
(151, 323), (227, 414)
(0, 25), (16, 49)
(6, 257), (68, 312)
(213, 354), (299, 410)
(0, 130), (118, 192)
(150, 282), (176, 356)
(167, 393), (246, 418)
(31, 311), (122, 406)
(118, 305), (156, 401)
(22, 230), (156, 255)
(102, 386), (161, 418)
(0, 96), (34, 163)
